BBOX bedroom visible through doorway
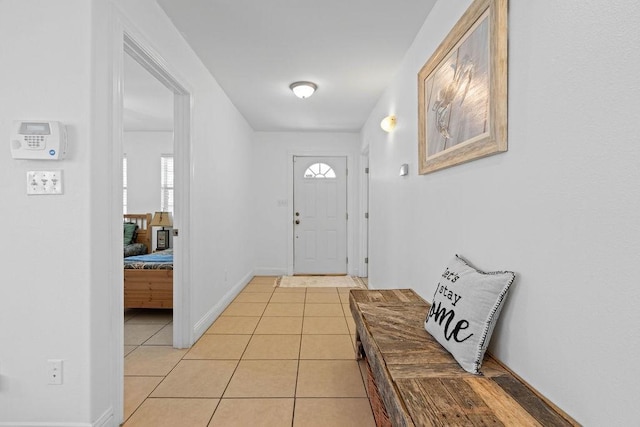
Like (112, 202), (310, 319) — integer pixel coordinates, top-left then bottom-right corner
(122, 49), (175, 278)
(121, 47), (177, 362)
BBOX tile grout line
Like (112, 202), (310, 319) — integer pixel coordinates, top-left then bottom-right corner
(291, 287), (307, 427)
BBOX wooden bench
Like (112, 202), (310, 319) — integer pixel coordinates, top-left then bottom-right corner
(349, 289), (577, 427)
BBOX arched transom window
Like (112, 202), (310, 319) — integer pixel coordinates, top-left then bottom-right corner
(304, 163), (336, 179)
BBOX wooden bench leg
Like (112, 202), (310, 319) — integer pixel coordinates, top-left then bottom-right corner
(355, 330), (364, 359)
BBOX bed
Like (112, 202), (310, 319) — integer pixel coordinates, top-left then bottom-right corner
(123, 213), (173, 309)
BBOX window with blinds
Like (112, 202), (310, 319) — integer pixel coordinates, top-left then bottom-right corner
(123, 155), (128, 214)
(161, 154), (174, 213)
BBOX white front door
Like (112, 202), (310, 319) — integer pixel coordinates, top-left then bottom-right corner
(293, 156), (347, 274)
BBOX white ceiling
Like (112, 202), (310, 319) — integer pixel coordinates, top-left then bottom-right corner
(152, 0), (437, 132)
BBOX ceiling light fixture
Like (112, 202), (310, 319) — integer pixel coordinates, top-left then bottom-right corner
(289, 81), (317, 99)
(380, 115), (397, 132)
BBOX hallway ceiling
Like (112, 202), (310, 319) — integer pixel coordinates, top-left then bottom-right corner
(123, 53), (174, 132)
(156, 0), (436, 132)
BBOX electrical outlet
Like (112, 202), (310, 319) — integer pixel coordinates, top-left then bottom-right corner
(27, 170), (63, 195)
(47, 359), (63, 385)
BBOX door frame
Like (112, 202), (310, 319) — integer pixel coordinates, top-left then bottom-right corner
(359, 145), (370, 277)
(110, 10), (193, 424)
(286, 150), (357, 276)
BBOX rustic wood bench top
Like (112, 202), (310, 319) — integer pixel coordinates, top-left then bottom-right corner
(349, 289), (576, 427)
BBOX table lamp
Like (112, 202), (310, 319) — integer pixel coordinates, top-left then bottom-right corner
(149, 211), (173, 251)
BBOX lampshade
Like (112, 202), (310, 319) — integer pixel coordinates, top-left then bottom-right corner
(150, 211), (173, 228)
(380, 115), (397, 132)
(290, 81), (317, 99)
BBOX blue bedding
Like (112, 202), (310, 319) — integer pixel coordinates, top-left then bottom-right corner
(124, 249), (173, 270)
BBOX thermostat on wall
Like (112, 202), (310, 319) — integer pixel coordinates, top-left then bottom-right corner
(10, 121), (67, 160)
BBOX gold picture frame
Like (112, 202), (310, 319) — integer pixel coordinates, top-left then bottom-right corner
(418, 0), (508, 174)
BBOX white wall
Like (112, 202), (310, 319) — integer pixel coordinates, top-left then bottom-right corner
(361, 1), (640, 425)
(252, 132), (361, 276)
(124, 131), (173, 214)
(0, 0), (94, 424)
(0, 0), (255, 425)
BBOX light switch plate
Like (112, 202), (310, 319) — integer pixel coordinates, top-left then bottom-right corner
(27, 170), (63, 195)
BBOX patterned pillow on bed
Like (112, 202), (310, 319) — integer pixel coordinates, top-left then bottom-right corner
(123, 222), (138, 245)
(124, 243), (147, 257)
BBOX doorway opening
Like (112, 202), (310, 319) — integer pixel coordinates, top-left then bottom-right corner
(122, 45), (175, 374)
(112, 28), (192, 424)
(121, 32), (192, 346)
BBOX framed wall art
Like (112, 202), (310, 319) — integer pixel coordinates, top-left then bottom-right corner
(418, 0), (508, 174)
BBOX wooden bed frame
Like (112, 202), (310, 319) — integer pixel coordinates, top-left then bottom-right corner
(123, 213), (173, 309)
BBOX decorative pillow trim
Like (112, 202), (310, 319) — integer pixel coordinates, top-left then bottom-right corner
(474, 272), (515, 372)
(454, 255), (516, 372)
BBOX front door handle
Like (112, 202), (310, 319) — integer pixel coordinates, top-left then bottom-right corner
(295, 220), (300, 225)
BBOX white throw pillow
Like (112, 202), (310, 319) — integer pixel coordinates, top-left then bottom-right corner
(425, 255), (515, 374)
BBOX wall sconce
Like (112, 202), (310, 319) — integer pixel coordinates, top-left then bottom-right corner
(289, 81), (318, 99)
(150, 211), (173, 251)
(380, 115), (397, 132)
(399, 164), (409, 176)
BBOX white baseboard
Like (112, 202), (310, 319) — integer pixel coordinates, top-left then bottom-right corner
(252, 267), (286, 276)
(0, 423), (91, 427)
(92, 408), (113, 427)
(252, 267), (362, 277)
(191, 271), (253, 340)
(0, 408), (113, 427)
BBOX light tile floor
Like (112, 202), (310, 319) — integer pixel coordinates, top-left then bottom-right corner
(123, 276), (375, 427)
